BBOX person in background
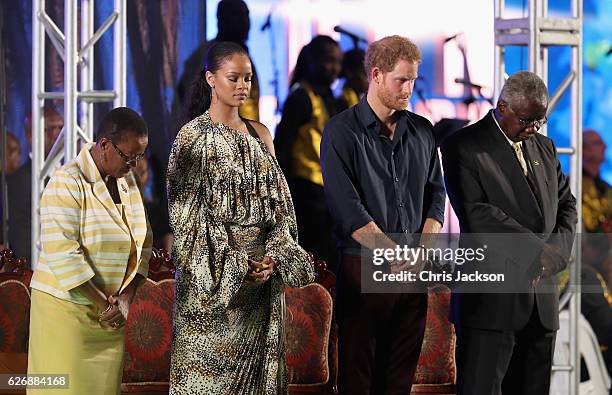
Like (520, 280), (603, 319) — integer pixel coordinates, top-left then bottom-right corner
(0, 132), (21, 249)
(173, 0), (260, 131)
(582, 129), (611, 234)
(6, 106), (63, 264)
(581, 234), (612, 380)
(582, 129), (611, 287)
(132, 154), (173, 252)
(1, 132), (21, 175)
(274, 35), (342, 271)
(27, 107), (152, 395)
(337, 48), (368, 112)
(167, 42), (313, 394)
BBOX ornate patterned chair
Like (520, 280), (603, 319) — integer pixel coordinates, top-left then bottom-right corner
(286, 259), (338, 394)
(121, 249), (175, 394)
(411, 284), (456, 395)
(121, 253), (340, 395)
(0, 249), (32, 395)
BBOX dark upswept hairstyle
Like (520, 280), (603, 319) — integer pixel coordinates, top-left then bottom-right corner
(96, 107), (148, 143)
(188, 41), (249, 120)
(289, 35), (339, 88)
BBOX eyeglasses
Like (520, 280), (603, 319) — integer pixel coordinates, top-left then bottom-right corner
(517, 115), (548, 129)
(110, 141), (144, 166)
(507, 105), (548, 129)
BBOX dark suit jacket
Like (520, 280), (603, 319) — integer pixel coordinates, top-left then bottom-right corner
(7, 159), (32, 264)
(441, 111), (577, 331)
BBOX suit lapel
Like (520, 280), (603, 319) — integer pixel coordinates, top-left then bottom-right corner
(116, 173), (147, 293)
(119, 174), (146, 256)
(523, 138), (552, 228)
(118, 177), (133, 232)
(481, 113), (543, 218)
(92, 180), (130, 233)
(76, 144), (129, 233)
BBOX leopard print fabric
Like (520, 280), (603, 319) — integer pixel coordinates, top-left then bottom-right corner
(167, 112), (314, 394)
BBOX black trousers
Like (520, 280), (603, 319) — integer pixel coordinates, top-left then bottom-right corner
(455, 304), (557, 395)
(337, 254), (428, 395)
(289, 178), (338, 271)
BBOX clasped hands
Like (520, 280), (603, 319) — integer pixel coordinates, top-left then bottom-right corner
(389, 248), (426, 275)
(531, 243), (567, 287)
(98, 292), (131, 330)
(247, 256), (276, 284)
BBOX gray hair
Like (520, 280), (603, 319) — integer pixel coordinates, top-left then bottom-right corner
(498, 71), (549, 108)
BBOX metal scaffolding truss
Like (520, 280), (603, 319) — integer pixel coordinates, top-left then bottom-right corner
(31, 0), (126, 265)
(494, 0), (583, 393)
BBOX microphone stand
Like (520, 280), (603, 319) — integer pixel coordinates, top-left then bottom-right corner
(444, 33), (481, 117)
(333, 26), (368, 49)
(262, 9), (280, 114)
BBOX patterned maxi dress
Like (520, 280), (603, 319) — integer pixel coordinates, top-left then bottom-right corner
(167, 112), (315, 394)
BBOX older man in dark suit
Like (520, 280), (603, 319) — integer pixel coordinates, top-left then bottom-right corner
(441, 71), (577, 395)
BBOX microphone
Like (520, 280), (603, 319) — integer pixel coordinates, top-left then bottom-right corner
(443, 33), (460, 43)
(260, 12), (272, 32)
(333, 26), (368, 45)
(454, 78), (483, 89)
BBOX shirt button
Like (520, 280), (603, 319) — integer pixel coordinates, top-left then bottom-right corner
(398, 202), (403, 208)
(404, 229), (409, 234)
(135, 240), (140, 247)
(394, 177), (399, 182)
(391, 151), (394, 156)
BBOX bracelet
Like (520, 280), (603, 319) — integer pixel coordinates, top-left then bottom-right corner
(98, 303), (113, 318)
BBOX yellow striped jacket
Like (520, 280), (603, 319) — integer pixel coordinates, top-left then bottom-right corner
(30, 143), (152, 304)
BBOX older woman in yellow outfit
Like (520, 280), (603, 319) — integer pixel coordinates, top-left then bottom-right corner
(27, 107), (152, 395)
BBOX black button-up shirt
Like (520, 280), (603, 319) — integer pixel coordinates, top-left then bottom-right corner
(320, 98), (446, 253)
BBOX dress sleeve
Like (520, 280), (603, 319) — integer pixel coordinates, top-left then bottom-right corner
(264, 157), (315, 288)
(167, 125), (250, 312)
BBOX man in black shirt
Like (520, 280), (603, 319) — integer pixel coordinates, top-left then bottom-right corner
(321, 35), (445, 395)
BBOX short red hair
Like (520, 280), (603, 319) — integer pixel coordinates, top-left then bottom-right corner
(365, 35), (421, 79)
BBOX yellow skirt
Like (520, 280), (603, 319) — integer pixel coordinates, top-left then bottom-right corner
(27, 289), (125, 395)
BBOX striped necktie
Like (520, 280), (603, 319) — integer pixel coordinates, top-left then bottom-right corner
(513, 142), (528, 176)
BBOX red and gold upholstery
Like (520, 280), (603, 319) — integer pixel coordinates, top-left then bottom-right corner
(0, 249), (32, 394)
(286, 259), (337, 395)
(412, 284), (456, 394)
(121, 249), (175, 394)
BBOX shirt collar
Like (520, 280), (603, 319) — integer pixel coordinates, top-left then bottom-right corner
(356, 97), (411, 139)
(491, 110), (520, 147)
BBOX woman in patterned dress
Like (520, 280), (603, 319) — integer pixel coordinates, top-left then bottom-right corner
(167, 42), (314, 394)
